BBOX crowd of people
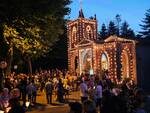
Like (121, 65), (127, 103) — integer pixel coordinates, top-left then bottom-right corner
(0, 69), (149, 113)
(0, 69), (78, 112)
(77, 75), (149, 113)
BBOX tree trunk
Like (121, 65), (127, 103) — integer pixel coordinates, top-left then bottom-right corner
(6, 44), (13, 76)
(28, 57), (32, 75)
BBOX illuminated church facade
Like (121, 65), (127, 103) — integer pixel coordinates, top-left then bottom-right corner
(67, 9), (137, 83)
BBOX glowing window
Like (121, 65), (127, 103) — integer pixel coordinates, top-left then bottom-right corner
(86, 25), (92, 39)
(101, 53), (109, 70)
(72, 26), (77, 42)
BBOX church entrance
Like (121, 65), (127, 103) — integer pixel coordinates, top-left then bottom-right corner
(101, 53), (109, 79)
(101, 53), (109, 71)
(79, 48), (93, 75)
(74, 56), (78, 73)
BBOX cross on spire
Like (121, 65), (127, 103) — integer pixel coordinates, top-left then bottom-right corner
(79, 0), (83, 10)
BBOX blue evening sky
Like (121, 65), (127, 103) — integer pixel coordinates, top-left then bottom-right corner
(67, 0), (150, 33)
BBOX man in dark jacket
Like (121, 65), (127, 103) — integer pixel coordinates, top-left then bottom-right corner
(45, 80), (54, 104)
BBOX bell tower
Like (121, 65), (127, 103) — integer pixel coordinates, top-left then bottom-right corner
(67, 10), (98, 49)
(67, 1), (98, 72)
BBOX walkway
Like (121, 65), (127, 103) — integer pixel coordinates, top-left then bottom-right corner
(27, 91), (80, 113)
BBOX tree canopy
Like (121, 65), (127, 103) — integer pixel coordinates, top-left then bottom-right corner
(139, 9), (150, 39)
(0, 0), (71, 73)
(99, 23), (107, 40)
(108, 21), (117, 37)
(0, 0), (71, 58)
(99, 14), (135, 40)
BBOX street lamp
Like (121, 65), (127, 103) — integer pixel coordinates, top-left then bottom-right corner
(14, 65), (18, 74)
(0, 61), (7, 89)
(14, 65), (18, 70)
(0, 61), (7, 74)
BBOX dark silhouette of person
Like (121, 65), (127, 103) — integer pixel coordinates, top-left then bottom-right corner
(69, 102), (82, 113)
(8, 98), (25, 113)
(45, 80), (54, 104)
(57, 79), (64, 103)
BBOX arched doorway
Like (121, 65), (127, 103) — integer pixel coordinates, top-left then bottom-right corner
(101, 53), (109, 71)
(79, 48), (93, 74)
(101, 53), (109, 79)
(121, 50), (130, 78)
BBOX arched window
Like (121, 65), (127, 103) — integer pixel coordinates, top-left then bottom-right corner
(101, 53), (109, 70)
(71, 26), (77, 48)
(86, 25), (93, 39)
(72, 26), (77, 43)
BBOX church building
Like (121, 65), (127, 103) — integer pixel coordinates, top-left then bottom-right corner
(67, 9), (137, 83)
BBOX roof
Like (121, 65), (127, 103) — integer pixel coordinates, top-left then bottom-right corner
(104, 35), (137, 43)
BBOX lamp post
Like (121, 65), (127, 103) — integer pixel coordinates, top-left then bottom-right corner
(0, 61), (7, 90)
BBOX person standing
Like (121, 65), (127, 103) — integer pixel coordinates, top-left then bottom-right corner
(80, 80), (88, 103)
(0, 88), (10, 110)
(95, 81), (103, 111)
(32, 81), (37, 104)
(19, 77), (27, 106)
(26, 82), (34, 104)
(57, 79), (64, 103)
(45, 80), (54, 104)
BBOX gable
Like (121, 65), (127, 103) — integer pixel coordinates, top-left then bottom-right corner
(77, 39), (94, 46)
(104, 35), (136, 43)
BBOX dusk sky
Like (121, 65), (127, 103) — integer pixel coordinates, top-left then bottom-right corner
(67, 0), (150, 34)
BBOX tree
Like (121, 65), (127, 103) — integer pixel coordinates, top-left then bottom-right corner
(100, 23), (107, 40)
(139, 9), (150, 39)
(108, 21), (117, 37)
(120, 21), (129, 38)
(3, 23), (48, 74)
(2, 25), (18, 74)
(34, 30), (68, 70)
(127, 28), (136, 39)
(115, 14), (122, 36)
(120, 21), (135, 39)
(0, 0), (71, 74)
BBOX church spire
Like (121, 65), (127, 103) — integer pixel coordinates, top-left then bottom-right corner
(78, 0), (84, 18)
(79, 9), (84, 18)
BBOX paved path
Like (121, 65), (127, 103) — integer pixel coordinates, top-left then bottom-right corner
(27, 91), (80, 113)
